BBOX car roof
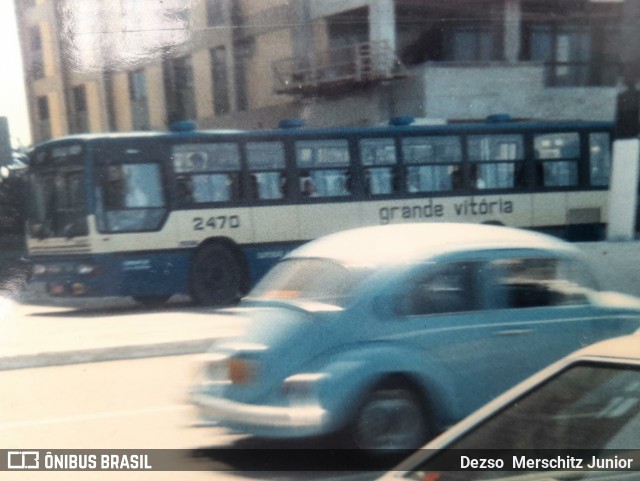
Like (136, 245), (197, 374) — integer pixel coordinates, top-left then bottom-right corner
(391, 333), (640, 475)
(288, 223), (580, 267)
(567, 332), (640, 362)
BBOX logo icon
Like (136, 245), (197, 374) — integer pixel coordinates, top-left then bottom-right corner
(7, 451), (39, 469)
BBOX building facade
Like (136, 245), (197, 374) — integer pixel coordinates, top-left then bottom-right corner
(16, 0), (624, 144)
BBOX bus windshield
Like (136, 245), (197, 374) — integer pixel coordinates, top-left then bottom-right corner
(28, 146), (88, 239)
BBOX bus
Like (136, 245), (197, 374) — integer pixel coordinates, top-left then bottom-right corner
(26, 117), (613, 306)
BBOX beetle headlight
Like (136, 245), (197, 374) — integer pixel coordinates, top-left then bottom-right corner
(282, 373), (327, 403)
(228, 357), (258, 385)
(194, 353), (229, 384)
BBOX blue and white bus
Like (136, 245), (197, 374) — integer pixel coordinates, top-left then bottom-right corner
(26, 117), (613, 306)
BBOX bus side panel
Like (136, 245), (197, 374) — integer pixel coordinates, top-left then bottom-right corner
(566, 190), (608, 241)
(242, 243), (301, 284)
(30, 250), (192, 298)
(296, 202), (368, 240)
(532, 193), (568, 232)
(111, 250), (192, 297)
(174, 208), (255, 247)
(249, 205), (300, 243)
(356, 195), (532, 229)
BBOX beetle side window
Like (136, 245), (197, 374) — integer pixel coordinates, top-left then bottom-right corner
(492, 257), (591, 309)
(402, 262), (480, 316)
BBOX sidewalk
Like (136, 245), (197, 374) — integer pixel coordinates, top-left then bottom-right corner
(2, 241), (639, 373)
(0, 289), (247, 371)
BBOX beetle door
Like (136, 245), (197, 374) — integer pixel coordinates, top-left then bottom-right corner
(384, 259), (510, 420)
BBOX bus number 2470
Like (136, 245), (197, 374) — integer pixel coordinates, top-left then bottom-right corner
(193, 216), (240, 230)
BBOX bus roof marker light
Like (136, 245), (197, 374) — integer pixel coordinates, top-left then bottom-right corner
(169, 121), (198, 133)
(485, 114), (512, 123)
(389, 116), (415, 126)
(278, 119), (305, 129)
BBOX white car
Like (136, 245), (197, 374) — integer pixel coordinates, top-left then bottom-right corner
(381, 333), (640, 480)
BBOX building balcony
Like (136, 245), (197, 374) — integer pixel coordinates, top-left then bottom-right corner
(272, 41), (407, 95)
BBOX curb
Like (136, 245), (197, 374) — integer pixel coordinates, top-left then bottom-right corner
(0, 338), (218, 371)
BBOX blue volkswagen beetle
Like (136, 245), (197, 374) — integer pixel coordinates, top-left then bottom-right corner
(190, 223), (640, 450)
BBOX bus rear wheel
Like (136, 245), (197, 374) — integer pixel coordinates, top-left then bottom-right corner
(189, 242), (248, 306)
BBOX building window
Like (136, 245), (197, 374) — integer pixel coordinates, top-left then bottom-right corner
(36, 95), (51, 140)
(211, 46), (230, 115)
(37, 96), (49, 121)
(522, 1), (621, 86)
(163, 55), (196, 123)
(129, 69), (149, 130)
(206, 0), (225, 26)
(234, 40), (251, 112)
(70, 85), (89, 133)
(30, 26), (42, 50)
(30, 26), (44, 79)
(449, 25), (498, 61)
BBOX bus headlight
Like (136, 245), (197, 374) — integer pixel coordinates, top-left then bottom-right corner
(76, 264), (98, 275)
(32, 264), (47, 276)
(47, 264), (63, 275)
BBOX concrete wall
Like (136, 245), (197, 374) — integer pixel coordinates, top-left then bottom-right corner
(420, 63), (618, 121)
(577, 242), (640, 298)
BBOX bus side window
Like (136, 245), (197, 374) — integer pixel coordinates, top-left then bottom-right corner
(295, 139), (351, 198)
(468, 135), (524, 190)
(251, 171), (286, 200)
(175, 175), (193, 204)
(246, 141), (287, 200)
(402, 136), (462, 193)
(534, 132), (580, 187)
(300, 176), (317, 197)
(589, 132), (611, 187)
(171, 143), (241, 204)
(360, 138), (397, 196)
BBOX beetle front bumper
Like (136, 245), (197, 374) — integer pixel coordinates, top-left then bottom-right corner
(190, 392), (330, 438)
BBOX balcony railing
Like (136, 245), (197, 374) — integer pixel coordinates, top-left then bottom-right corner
(273, 40), (407, 95)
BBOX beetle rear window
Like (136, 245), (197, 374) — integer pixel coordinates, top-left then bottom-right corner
(248, 258), (365, 307)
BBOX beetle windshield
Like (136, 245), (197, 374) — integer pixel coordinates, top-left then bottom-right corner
(247, 258), (368, 307)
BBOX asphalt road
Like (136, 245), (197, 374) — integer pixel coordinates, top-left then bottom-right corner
(0, 355), (387, 481)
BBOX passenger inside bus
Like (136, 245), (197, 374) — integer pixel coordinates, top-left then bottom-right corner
(300, 177), (317, 197)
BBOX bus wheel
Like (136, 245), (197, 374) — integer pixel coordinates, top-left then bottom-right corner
(189, 242), (247, 306)
(133, 295), (171, 308)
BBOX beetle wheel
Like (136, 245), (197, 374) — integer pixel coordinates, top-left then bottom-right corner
(348, 381), (430, 451)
